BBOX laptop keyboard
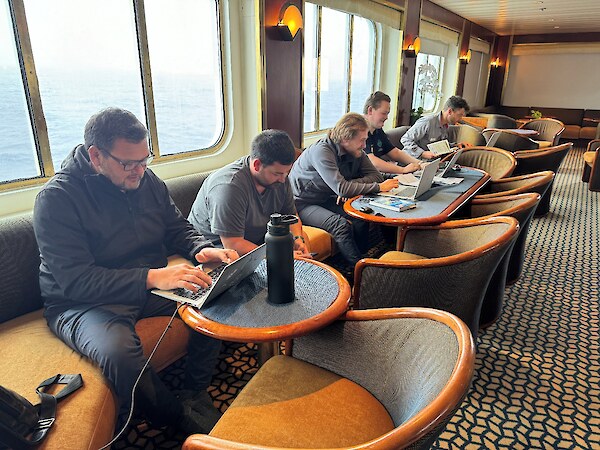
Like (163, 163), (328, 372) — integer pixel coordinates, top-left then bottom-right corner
(173, 262), (227, 300)
(393, 186), (417, 198)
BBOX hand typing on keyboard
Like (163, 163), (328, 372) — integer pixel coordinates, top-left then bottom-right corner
(146, 263), (214, 292)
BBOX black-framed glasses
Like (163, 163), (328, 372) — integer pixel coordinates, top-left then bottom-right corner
(100, 148), (154, 171)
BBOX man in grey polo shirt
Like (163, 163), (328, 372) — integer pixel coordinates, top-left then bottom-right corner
(188, 129), (311, 257)
(401, 95), (470, 159)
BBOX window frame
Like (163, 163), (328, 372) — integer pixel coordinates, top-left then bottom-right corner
(303, 3), (377, 136)
(2, 0), (228, 191)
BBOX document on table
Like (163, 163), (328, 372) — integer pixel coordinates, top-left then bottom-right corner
(393, 173), (419, 186)
(432, 176), (463, 185)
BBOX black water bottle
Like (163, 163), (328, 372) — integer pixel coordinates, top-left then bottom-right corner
(265, 213), (298, 304)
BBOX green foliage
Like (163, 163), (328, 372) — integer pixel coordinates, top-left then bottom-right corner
(530, 109), (543, 119)
(410, 107), (424, 125)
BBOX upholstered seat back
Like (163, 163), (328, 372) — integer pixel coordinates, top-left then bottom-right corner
(0, 215), (42, 324)
(354, 218), (519, 337)
(487, 114), (517, 129)
(454, 124), (486, 146)
(513, 142), (572, 176)
(293, 318), (459, 426)
(164, 170), (214, 218)
(487, 131), (539, 152)
(385, 125), (411, 149)
(521, 119), (565, 146)
(457, 147), (516, 180)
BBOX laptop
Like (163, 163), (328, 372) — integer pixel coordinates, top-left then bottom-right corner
(388, 159), (440, 200)
(152, 244), (266, 308)
(438, 149), (463, 177)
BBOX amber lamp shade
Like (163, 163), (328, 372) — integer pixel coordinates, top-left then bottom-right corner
(277, 3), (303, 41)
(404, 36), (421, 58)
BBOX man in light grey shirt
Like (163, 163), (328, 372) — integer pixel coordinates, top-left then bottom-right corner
(188, 130), (311, 257)
(401, 96), (470, 159)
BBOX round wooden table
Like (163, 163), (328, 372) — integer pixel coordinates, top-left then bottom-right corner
(179, 258), (351, 343)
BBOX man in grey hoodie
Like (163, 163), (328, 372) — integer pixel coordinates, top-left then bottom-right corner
(289, 113), (399, 268)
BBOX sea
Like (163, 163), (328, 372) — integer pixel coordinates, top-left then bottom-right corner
(0, 67), (223, 183)
(1, 67), (368, 184)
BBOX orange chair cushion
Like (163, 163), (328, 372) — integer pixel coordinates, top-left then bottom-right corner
(302, 225), (333, 261)
(380, 251), (428, 261)
(0, 310), (116, 450)
(584, 151), (596, 166)
(210, 355), (395, 447)
(535, 141), (552, 148)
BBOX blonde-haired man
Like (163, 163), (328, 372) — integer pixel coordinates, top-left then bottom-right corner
(289, 113), (398, 269)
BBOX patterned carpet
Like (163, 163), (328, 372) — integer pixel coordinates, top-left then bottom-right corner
(434, 145), (600, 449)
(115, 145), (599, 449)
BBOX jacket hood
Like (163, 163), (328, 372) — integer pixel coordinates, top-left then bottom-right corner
(57, 144), (96, 180)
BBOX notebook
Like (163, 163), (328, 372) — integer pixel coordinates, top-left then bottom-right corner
(369, 196), (417, 212)
(152, 244), (266, 308)
(384, 159), (440, 200)
(427, 139), (458, 156)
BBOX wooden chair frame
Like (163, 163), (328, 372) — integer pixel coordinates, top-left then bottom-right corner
(183, 307), (475, 450)
(475, 171), (555, 199)
(582, 139), (600, 191)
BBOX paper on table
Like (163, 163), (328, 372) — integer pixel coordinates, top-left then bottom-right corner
(433, 176), (463, 185)
(394, 173), (419, 186)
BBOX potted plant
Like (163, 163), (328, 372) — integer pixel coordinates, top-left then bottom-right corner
(530, 109), (543, 119)
(410, 107), (424, 125)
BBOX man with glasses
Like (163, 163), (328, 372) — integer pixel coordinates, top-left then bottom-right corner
(401, 95), (470, 159)
(33, 107), (237, 437)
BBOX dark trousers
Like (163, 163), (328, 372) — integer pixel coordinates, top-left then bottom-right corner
(298, 198), (370, 266)
(47, 295), (221, 424)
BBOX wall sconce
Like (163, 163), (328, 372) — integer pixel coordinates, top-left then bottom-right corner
(404, 36), (421, 58)
(459, 49), (472, 64)
(276, 2), (303, 41)
(490, 57), (501, 68)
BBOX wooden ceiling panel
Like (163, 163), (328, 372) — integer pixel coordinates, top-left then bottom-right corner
(428, 0), (600, 35)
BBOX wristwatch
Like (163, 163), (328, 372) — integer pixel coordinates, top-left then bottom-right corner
(293, 235), (305, 243)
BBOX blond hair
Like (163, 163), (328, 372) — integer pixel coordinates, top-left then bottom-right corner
(328, 113), (368, 143)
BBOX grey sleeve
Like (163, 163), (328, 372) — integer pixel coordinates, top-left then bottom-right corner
(401, 121), (429, 158)
(208, 183), (249, 238)
(355, 153), (384, 184)
(312, 146), (381, 197)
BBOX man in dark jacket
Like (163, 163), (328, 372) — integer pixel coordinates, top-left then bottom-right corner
(289, 113), (399, 267)
(33, 107), (238, 436)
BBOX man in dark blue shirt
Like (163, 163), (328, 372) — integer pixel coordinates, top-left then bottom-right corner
(363, 91), (422, 175)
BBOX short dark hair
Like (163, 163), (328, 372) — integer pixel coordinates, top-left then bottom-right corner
(84, 107), (148, 152)
(250, 130), (296, 166)
(363, 91), (391, 114)
(443, 96), (470, 113)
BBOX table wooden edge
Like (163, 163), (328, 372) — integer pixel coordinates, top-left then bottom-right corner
(344, 168), (490, 226)
(178, 258), (351, 342)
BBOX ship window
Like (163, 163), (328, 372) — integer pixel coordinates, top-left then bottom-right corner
(1, 0), (225, 187)
(304, 3), (376, 133)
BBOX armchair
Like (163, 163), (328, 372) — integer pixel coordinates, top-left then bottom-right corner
(353, 217), (519, 338)
(454, 194), (541, 327)
(456, 147), (517, 181)
(582, 139), (600, 192)
(485, 130), (539, 152)
(454, 124), (486, 147)
(519, 118), (565, 147)
(475, 171), (555, 206)
(512, 143), (572, 215)
(183, 308), (475, 450)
